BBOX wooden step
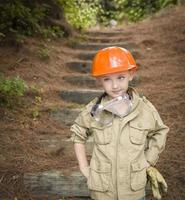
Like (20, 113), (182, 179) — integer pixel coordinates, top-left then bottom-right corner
(24, 170), (90, 198)
(65, 61), (91, 73)
(50, 108), (82, 126)
(70, 42), (137, 51)
(63, 74), (140, 88)
(60, 89), (103, 104)
(84, 36), (133, 43)
(85, 30), (126, 37)
(37, 134), (93, 155)
(63, 75), (97, 88)
(77, 51), (96, 61)
(77, 50), (141, 61)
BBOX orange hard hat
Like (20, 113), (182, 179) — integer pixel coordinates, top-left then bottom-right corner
(92, 46), (137, 77)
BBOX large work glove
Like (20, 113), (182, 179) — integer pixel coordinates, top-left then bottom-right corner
(146, 166), (168, 200)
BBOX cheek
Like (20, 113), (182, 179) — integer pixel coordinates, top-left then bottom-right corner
(120, 79), (129, 87)
(101, 82), (111, 90)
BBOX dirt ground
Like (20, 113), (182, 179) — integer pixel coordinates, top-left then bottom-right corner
(0, 4), (185, 200)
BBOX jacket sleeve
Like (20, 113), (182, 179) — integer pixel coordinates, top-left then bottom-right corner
(70, 102), (93, 144)
(144, 99), (169, 166)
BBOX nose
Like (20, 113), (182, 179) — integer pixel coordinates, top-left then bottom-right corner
(112, 79), (118, 89)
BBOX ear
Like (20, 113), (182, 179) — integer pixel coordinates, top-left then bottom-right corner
(128, 69), (136, 81)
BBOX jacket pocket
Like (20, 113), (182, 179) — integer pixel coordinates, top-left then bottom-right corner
(129, 121), (150, 145)
(91, 122), (112, 145)
(87, 159), (111, 192)
(130, 158), (148, 191)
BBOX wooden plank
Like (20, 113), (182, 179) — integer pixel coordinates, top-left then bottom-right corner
(60, 89), (103, 104)
(70, 42), (137, 50)
(65, 61), (91, 74)
(24, 170), (90, 197)
(50, 108), (82, 126)
(37, 134), (94, 155)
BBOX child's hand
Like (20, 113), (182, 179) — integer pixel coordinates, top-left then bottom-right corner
(80, 166), (90, 179)
(146, 166), (167, 199)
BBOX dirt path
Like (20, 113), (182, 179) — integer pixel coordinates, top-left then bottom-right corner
(0, 4), (185, 200)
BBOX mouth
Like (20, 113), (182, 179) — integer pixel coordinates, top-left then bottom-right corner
(112, 90), (122, 94)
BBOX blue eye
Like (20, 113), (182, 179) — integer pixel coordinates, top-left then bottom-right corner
(103, 77), (110, 81)
(118, 76), (125, 80)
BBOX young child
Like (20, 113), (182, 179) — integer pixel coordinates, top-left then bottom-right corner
(70, 47), (169, 200)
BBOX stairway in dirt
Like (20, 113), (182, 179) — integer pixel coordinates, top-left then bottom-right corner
(24, 29), (142, 198)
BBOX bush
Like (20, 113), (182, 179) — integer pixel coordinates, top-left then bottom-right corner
(0, 1), (47, 38)
(59, 0), (100, 30)
(40, 26), (64, 39)
(100, 0), (178, 22)
(0, 0), (66, 43)
(0, 75), (28, 107)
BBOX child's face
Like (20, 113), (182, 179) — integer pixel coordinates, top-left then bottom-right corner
(97, 70), (135, 99)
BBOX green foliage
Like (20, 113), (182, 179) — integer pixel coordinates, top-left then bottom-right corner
(0, 0), (179, 40)
(157, 0), (177, 8)
(0, 1), (47, 37)
(121, 0), (153, 22)
(41, 26), (64, 39)
(118, 0), (177, 21)
(0, 75), (28, 107)
(59, 0), (100, 30)
(96, 0), (121, 25)
(0, 1), (65, 43)
(100, 0), (178, 22)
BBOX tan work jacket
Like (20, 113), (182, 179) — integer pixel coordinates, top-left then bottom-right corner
(71, 88), (169, 200)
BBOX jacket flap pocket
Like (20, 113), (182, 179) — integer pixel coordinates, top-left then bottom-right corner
(130, 121), (151, 130)
(90, 159), (111, 173)
(91, 120), (112, 130)
(88, 159), (111, 192)
(130, 159), (148, 191)
(131, 159), (149, 172)
(90, 121), (112, 145)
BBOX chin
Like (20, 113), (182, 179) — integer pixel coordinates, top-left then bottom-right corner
(109, 93), (120, 98)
